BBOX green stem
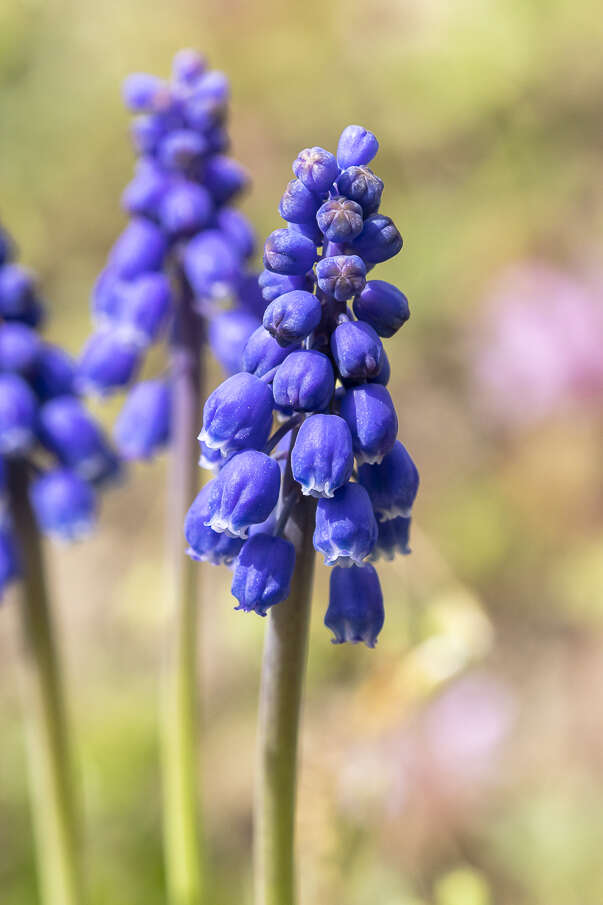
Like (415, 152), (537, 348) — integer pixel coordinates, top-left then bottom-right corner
(6, 460), (84, 905)
(254, 494), (316, 905)
(161, 275), (205, 905)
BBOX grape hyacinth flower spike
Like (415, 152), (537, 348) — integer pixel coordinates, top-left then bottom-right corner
(185, 125), (419, 905)
(76, 50), (265, 905)
(0, 222), (119, 905)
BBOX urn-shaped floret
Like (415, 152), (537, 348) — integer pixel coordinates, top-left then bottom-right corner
(183, 230), (241, 298)
(331, 320), (383, 381)
(208, 310), (259, 375)
(30, 345), (76, 402)
(38, 396), (115, 482)
(184, 483), (244, 564)
(123, 73), (169, 112)
(325, 563), (384, 647)
(263, 290), (322, 347)
(292, 147), (340, 194)
(357, 440), (419, 520)
(118, 272), (172, 346)
(353, 280), (409, 338)
(215, 208), (256, 260)
(258, 269), (314, 304)
(114, 379), (171, 460)
(0, 323), (41, 374)
(316, 254), (366, 302)
(77, 330), (142, 395)
(335, 166), (383, 216)
(159, 181), (213, 235)
(336, 125), (379, 169)
(353, 213), (403, 264)
(0, 373), (38, 455)
(316, 197), (364, 243)
(279, 179), (323, 224)
(109, 218), (167, 279)
(231, 533), (296, 616)
(199, 372), (274, 455)
(339, 383), (398, 465)
(313, 482), (377, 566)
(291, 414), (354, 498)
(242, 326), (298, 378)
(370, 516), (411, 561)
(31, 468), (97, 542)
(272, 349), (335, 412)
(263, 229), (318, 276)
(205, 450), (281, 537)
(0, 263), (43, 325)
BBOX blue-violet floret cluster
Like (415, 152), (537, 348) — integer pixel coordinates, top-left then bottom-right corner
(78, 49), (265, 461)
(185, 126), (419, 645)
(0, 222), (119, 597)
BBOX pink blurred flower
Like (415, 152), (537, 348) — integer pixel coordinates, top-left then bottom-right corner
(473, 263), (603, 423)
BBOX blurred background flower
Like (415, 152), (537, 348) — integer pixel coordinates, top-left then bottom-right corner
(1, 0), (602, 903)
(473, 263), (603, 425)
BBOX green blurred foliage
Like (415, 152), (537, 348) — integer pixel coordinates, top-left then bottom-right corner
(1, 0), (602, 903)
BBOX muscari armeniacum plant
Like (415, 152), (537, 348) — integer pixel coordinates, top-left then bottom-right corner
(76, 49), (264, 905)
(0, 221), (119, 905)
(185, 125), (419, 905)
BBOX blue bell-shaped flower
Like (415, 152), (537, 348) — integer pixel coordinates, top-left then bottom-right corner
(77, 329), (142, 396)
(241, 326), (298, 378)
(352, 213), (402, 264)
(31, 468), (97, 542)
(108, 218), (167, 279)
(370, 516), (411, 561)
(316, 197), (364, 243)
(263, 290), (322, 347)
(205, 449), (281, 537)
(313, 482), (377, 566)
(208, 309), (260, 376)
(0, 373), (38, 455)
(0, 323), (41, 374)
(335, 165), (383, 216)
(357, 440), (419, 520)
(199, 371), (274, 455)
(263, 229), (318, 276)
(316, 254), (366, 302)
(272, 349), (334, 413)
(30, 344), (76, 402)
(291, 414), (353, 498)
(38, 396), (115, 483)
(279, 179), (323, 224)
(114, 379), (171, 461)
(184, 483), (244, 564)
(331, 319), (383, 381)
(231, 532), (296, 616)
(352, 279), (409, 338)
(292, 147), (339, 194)
(325, 563), (384, 647)
(336, 125), (379, 169)
(339, 383), (398, 465)
(258, 269), (314, 304)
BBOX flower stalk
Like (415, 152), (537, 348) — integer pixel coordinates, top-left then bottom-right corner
(254, 483), (316, 905)
(6, 459), (84, 905)
(161, 273), (205, 905)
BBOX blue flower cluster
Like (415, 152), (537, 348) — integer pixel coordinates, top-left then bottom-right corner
(78, 49), (265, 461)
(185, 125), (419, 646)
(0, 223), (118, 597)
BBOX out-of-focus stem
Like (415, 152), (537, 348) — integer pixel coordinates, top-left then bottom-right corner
(161, 272), (205, 905)
(254, 488), (316, 905)
(6, 460), (84, 905)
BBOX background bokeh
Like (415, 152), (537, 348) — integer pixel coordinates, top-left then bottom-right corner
(1, 1), (603, 903)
